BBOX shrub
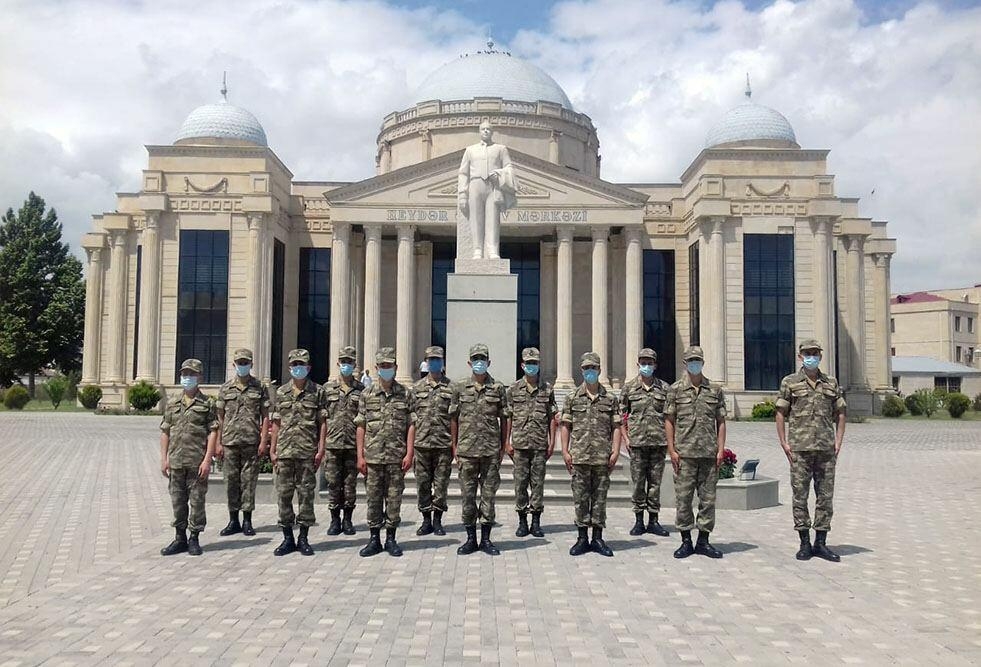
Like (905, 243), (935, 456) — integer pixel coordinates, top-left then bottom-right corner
(65, 370), (81, 400)
(45, 376), (70, 409)
(933, 387), (949, 408)
(3, 385), (31, 410)
(718, 448), (737, 479)
(78, 385), (102, 410)
(881, 395), (905, 418)
(973, 393), (981, 412)
(913, 388), (939, 417)
(751, 400), (777, 420)
(947, 392), (970, 418)
(128, 381), (162, 412)
(905, 394), (923, 416)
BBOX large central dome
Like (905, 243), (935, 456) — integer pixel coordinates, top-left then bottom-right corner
(413, 45), (573, 109)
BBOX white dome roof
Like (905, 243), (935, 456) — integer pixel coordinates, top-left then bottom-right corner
(414, 47), (573, 109)
(175, 99), (267, 147)
(706, 82), (797, 149)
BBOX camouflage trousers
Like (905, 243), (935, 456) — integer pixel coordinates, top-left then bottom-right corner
(275, 458), (317, 528)
(366, 463), (405, 530)
(458, 455), (501, 526)
(414, 447), (452, 513)
(629, 445), (667, 514)
(169, 467), (208, 533)
(513, 448), (547, 513)
(791, 451), (837, 531)
(571, 463), (611, 528)
(222, 445), (259, 513)
(323, 449), (358, 510)
(674, 457), (718, 533)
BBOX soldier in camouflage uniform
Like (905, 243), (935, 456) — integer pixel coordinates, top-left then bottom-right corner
(355, 347), (416, 557)
(270, 349), (326, 557)
(560, 352), (621, 557)
(215, 348), (270, 538)
(450, 343), (509, 556)
(620, 348), (671, 537)
(159, 358), (219, 556)
(322, 345), (365, 536)
(665, 346), (727, 559)
(411, 345), (454, 536)
(505, 347), (557, 538)
(775, 339), (847, 562)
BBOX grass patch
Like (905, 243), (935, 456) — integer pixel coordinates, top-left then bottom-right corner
(0, 399), (88, 412)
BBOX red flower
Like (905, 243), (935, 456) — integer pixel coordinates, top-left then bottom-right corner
(722, 448), (737, 465)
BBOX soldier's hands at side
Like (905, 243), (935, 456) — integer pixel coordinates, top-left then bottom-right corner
(215, 443), (224, 460)
(160, 460), (170, 478)
(314, 450), (324, 468)
(669, 449), (680, 474)
(545, 445), (554, 460)
(198, 458), (211, 480)
(401, 452), (413, 473)
(781, 444), (793, 465)
(357, 456), (367, 476)
(562, 450), (573, 474)
(270, 451), (278, 466)
(258, 443), (269, 458)
(504, 442), (515, 459)
(715, 449), (725, 468)
(608, 451), (619, 472)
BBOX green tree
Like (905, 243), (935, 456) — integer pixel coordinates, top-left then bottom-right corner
(0, 192), (86, 394)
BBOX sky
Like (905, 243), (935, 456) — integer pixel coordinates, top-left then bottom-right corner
(0, 0), (979, 293)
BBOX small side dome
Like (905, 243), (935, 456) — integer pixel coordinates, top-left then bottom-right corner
(706, 77), (798, 149)
(175, 75), (267, 147)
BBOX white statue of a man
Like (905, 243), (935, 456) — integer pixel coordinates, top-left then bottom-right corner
(457, 121), (517, 260)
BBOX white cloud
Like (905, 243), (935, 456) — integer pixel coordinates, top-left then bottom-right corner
(0, 0), (978, 292)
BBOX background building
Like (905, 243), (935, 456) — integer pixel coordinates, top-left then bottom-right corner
(80, 45), (896, 414)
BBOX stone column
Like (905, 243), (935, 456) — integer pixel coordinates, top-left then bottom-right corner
(845, 235), (867, 388)
(811, 217), (834, 373)
(135, 212), (162, 383)
(624, 227), (643, 378)
(591, 226), (609, 382)
(548, 131), (561, 165)
(362, 223), (382, 372)
(540, 242), (557, 384)
(260, 223), (274, 381)
(395, 225), (416, 382)
(555, 225), (574, 388)
(705, 218), (726, 382)
(246, 213), (267, 373)
(81, 244), (106, 384)
(873, 252), (893, 388)
(329, 222), (351, 367)
(380, 141), (392, 174)
(107, 229), (129, 383)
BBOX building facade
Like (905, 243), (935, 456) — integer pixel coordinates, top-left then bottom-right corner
(80, 46), (896, 414)
(891, 288), (980, 367)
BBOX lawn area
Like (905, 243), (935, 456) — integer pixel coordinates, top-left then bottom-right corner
(0, 399), (88, 413)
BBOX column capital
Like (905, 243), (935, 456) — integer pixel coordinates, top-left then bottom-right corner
(363, 222), (383, 242)
(332, 220), (351, 242)
(844, 233), (864, 253)
(397, 224), (416, 242)
(590, 226), (609, 241)
(872, 252), (892, 268)
(144, 210), (162, 229)
(556, 225), (574, 242)
(85, 246), (104, 264)
(810, 216), (833, 234)
(247, 212), (268, 231)
(623, 226), (643, 243)
(108, 228), (128, 247)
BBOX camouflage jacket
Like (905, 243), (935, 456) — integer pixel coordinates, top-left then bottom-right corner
(619, 375), (670, 447)
(506, 378), (557, 450)
(215, 376), (270, 448)
(271, 380), (325, 459)
(160, 391), (219, 468)
(322, 377), (365, 450)
(450, 375), (508, 457)
(775, 369), (847, 452)
(354, 381), (415, 464)
(560, 383), (621, 465)
(411, 375), (454, 449)
(664, 375), (726, 458)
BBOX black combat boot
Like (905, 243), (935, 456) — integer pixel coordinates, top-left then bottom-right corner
(529, 512), (544, 538)
(417, 511), (434, 536)
(297, 526), (314, 556)
(241, 511), (255, 536)
(515, 512), (530, 537)
(160, 528), (188, 556)
(187, 531), (203, 556)
(813, 531), (840, 562)
(219, 510), (241, 536)
(673, 530), (695, 559)
(647, 512), (670, 537)
(274, 526), (297, 556)
(384, 528), (403, 557)
(796, 529), (813, 561)
(432, 510), (446, 536)
(629, 512), (646, 536)
(569, 527), (590, 556)
(359, 528), (384, 557)
(342, 508), (356, 535)
(457, 526), (479, 555)
(479, 524), (500, 555)
(694, 530), (723, 559)
(591, 527), (614, 557)
(326, 508), (342, 536)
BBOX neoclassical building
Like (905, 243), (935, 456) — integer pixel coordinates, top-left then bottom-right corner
(80, 45), (896, 414)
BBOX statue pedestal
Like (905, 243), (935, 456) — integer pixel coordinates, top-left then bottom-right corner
(446, 271), (517, 383)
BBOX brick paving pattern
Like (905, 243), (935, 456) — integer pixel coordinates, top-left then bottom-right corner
(0, 412), (979, 665)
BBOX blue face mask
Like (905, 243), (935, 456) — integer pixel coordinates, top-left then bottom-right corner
(802, 355), (821, 370)
(523, 364), (540, 377)
(377, 367), (396, 381)
(583, 369), (600, 384)
(180, 375), (198, 390)
(234, 363), (252, 377)
(638, 364), (655, 378)
(471, 360), (488, 375)
(427, 359), (443, 374)
(339, 363), (355, 377)
(290, 365), (309, 380)
(686, 361), (704, 375)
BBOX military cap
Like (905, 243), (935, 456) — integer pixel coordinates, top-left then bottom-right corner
(375, 346), (397, 364)
(522, 347), (541, 362)
(469, 343), (490, 359)
(682, 345), (705, 361)
(232, 348), (253, 362)
(798, 339), (823, 353)
(580, 351), (601, 367)
(288, 348), (311, 364)
(638, 347), (658, 361)
(424, 345), (444, 359)
(338, 345), (357, 361)
(180, 358), (203, 373)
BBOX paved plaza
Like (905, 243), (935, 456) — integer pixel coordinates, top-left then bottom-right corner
(0, 413), (978, 665)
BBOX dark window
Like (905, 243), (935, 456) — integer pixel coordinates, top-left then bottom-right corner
(297, 248), (331, 383)
(956, 346), (962, 362)
(890, 318), (895, 333)
(270, 239), (285, 384)
(744, 234), (795, 390)
(643, 249), (676, 381)
(833, 250), (840, 379)
(891, 347), (896, 356)
(132, 245), (142, 380)
(688, 242), (700, 346)
(176, 230), (228, 384)
(951, 377), (962, 393)
(430, 242), (454, 351)
(892, 376), (899, 391)
(501, 242), (541, 376)
(955, 316), (961, 332)
(970, 318), (975, 333)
